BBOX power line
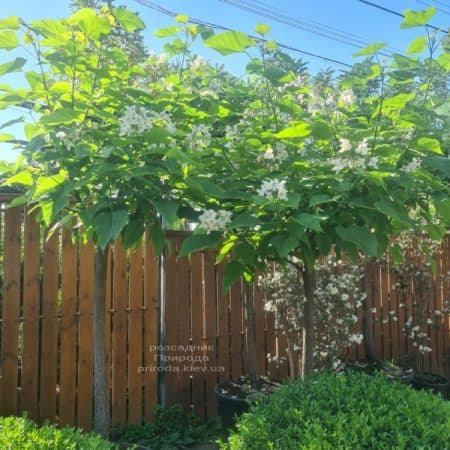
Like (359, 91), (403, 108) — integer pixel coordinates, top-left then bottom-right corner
(219, 0), (399, 54)
(416, 0), (450, 17)
(356, 0), (444, 33)
(132, 0), (353, 67)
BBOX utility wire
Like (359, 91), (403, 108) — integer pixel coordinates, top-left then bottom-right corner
(132, 0), (352, 67)
(219, 0), (399, 54)
(356, 0), (445, 33)
(416, 0), (450, 17)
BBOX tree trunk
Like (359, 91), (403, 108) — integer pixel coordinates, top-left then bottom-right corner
(301, 266), (315, 378)
(93, 246), (110, 437)
(361, 267), (376, 362)
(244, 282), (257, 387)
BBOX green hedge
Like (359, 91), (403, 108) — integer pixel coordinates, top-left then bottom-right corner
(0, 416), (117, 449)
(222, 372), (450, 450)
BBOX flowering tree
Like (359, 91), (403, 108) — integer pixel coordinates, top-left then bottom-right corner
(0, 8), (240, 434)
(176, 7), (450, 377)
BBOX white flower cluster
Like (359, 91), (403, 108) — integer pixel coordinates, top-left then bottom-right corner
(189, 56), (208, 72)
(401, 157), (421, 173)
(257, 143), (289, 169)
(119, 106), (176, 136)
(257, 178), (288, 201)
(329, 138), (378, 173)
(186, 124), (212, 151)
(54, 126), (83, 149)
(198, 209), (232, 234)
(348, 333), (363, 344)
(338, 88), (356, 107)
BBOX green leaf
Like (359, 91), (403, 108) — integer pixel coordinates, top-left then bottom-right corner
(33, 172), (66, 198)
(216, 240), (235, 264)
(229, 214), (259, 228)
(178, 233), (221, 258)
(154, 26), (181, 38)
(0, 16), (20, 30)
(204, 30), (255, 55)
(374, 199), (413, 226)
(94, 209), (129, 250)
(401, 7), (436, 28)
(175, 14), (189, 23)
(270, 234), (299, 258)
(235, 242), (256, 266)
(0, 116), (24, 130)
(293, 213), (323, 232)
(336, 225), (378, 257)
(309, 194), (332, 207)
(436, 198), (450, 222)
(286, 192), (301, 209)
(69, 8), (112, 39)
(2, 170), (33, 186)
(417, 137), (442, 155)
(423, 155), (450, 178)
(0, 57), (26, 76)
(223, 261), (244, 291)
(148, 222), (166, 255)
(255, 23), (270, 35)
(113, 8), (145, 31)
(153, 199), (179, 227)
(276, 122), (311, 139)
(40, 108), (81, 126)
(353, 42), (387, 57)
(0, 30), (18, 50)
(310, 121), (332, 140)
(0, 133), (14, 142)
(406, 36), (427, 54)
(122, 221), (145, 249)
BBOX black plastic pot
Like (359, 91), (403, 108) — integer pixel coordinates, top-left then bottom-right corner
(214, 384), (249, 430)
(411, 373), (449, 399)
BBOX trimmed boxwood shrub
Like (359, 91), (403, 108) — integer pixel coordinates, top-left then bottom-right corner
(0, 416), (117, 449)
(222, 372), (450, 450)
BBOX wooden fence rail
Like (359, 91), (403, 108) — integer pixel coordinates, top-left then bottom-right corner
(0, 200), (449, 429)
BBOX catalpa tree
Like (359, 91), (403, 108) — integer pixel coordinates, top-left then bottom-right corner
(172, 7), (450, 377)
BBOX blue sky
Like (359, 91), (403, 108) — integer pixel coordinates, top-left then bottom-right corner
(1, 0), (449, 162)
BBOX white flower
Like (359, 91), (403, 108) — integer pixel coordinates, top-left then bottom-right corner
(339, 88), (356, 106)
(339, 138), (352, 153)
(401, 157), (421, 173)
(355, 138), (370, 156)
(263, 147), (275, 160)
(189, 56), (208, 71)
(257, 178), (288, 201)
(341, 293), (349, 301)
(186, 124), (212, 151)
(198, 209), (232, 234)
(329, 158), (347, 173)
(348, 333), (363, 344)
(119, 106), (175, 136)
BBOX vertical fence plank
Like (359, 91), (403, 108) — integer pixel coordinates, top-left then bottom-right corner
(59, 229), (78, 426)
(104, 247), (113, 421)
(77, 241), (94, 431)
(230, 281), (243, 379)
(39, 231), (59, 422)
(112, 241), (128, 425)
(443, 237), (450, 378)
(128, 245), (144, 424)
(204, 250), (217, 417)
(163, 237), (180, 408)
(21, 209), (40, 420)
(265, 309), (277, 378)
(254, 285), (266, 376)
(191, 252), (205, 418)
(0, 206), (22, 417)
(216, 264), (230, 382)
(177, 238), (191, 409)
(143, 238), (159, 421)
(389, 269), (399, 362)
(372, 262), (383, 360)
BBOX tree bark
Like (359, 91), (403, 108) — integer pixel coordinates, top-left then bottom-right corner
(244, 282), (257, 387)
(301, 266), (315, 378)
(93, 246), (110, 437)
(361, 267), (376, 362)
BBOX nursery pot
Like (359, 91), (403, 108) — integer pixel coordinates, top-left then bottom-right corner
(411, 373), (449, 399)
(214, 384), (249, 430)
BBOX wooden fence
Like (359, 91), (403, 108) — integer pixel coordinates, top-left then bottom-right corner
(0, 198), (449, 430)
